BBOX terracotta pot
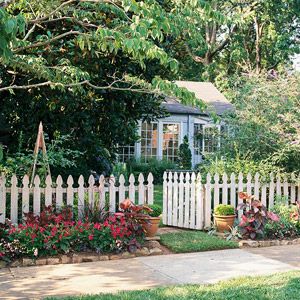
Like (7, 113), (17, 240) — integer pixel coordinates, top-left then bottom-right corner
(137, 216), (161, 237)
(214, 214), (235, 233)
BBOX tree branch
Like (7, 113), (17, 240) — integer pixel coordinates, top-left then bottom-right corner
(0, 79), (158, 94)
(13, 30), (82, 53)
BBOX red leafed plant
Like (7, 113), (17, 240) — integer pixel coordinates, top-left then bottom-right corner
(237, 192), (280, 240)
(119, 198), (153, 216)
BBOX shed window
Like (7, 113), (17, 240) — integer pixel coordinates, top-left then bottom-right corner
(118, 144), (135, 162)
(194, 124), (221, 155)
(141, 122), (158, 161)
(162, 123), (180, 162)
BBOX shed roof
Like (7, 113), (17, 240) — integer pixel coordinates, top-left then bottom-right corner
(161, 81), (233, 116)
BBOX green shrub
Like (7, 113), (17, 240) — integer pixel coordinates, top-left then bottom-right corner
(214, 204), (235, 216)
(127, 158), (177, 184)
(264, 204), (300, 239)
(147, 204), (162, 217)
(178, 135), (192, 169)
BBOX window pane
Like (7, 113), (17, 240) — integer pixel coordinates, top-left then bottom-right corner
(141, 122), (158, 160)
(162, 123), (180, 162)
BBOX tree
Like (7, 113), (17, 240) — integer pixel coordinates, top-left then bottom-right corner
(168, 0), (299, 81)
(220, 72), (300, 174)
(178, 135), (192, 169)
(0, 0), (215, 175)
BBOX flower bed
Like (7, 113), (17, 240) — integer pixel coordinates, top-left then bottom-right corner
(226, 192), (300, 243)
(0, 206), (144, 263)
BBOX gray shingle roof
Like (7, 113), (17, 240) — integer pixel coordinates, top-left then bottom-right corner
(162, 81), (233, 116)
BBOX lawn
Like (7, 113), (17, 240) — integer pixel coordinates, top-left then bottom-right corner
(159, 231), (238, 253)
(154, 184), (163, 208)
(47, 271), (300, 300)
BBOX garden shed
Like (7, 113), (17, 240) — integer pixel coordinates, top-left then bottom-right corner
(118, 81), (233, 166)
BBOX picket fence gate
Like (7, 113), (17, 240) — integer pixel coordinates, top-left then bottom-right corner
(0, 173), (154, 224)
(163, 171), (300, 230)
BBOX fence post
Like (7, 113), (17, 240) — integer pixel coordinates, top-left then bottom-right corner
(178, 172), (184, 227)
(88, 175), (95, 209)
(213, 173), (219, 208)
(167, 172), (173, 226)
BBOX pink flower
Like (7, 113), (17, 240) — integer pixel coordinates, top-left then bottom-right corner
(94, 223), (102, 230)
(88, 234), (94, 241)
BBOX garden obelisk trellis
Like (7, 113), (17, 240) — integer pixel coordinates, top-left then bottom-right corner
(29, 122), (51, 188)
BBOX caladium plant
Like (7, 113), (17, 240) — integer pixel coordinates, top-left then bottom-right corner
(237, 192), (280, 240)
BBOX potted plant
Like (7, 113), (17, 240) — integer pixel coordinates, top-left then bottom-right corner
(214, 204), (236, 232)
(119, 199), (162, 237)
(139, 204), (162, 237)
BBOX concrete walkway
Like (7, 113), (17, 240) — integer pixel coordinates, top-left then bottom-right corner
(1, 245), (299, 300)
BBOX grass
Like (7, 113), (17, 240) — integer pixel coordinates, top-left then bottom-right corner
(47, 271), (300, 300)
(159, 231), (238, 253)
(154, 184), (163, 208)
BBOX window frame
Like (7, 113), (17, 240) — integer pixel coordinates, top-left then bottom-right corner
(162, 122), (181, 162)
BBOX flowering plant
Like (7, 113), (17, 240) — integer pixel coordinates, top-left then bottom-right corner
(237, 192), (280, 240)
(0, 205), (144, 261)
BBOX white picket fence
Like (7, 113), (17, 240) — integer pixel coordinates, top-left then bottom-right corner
(163, 172), (300, 230)
(0, 173), (153, 224)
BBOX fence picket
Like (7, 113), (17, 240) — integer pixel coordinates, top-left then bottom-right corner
(109, 175), (116, 212)
(22, 175), (30, 215)
(195, 173), (203, 229)
(254, 173), (260, 199)
(33, 175), (41, 216)
(213, 173), (220, 208)
(269, 173), (275, 208)
(0, 176), (6, 223)
(290, 174), (296, 204)
(283, 176), (289, 202)
(138, 173), (144, 205)
(190, 172), (196, 229)
(230, 173), (236, 208)
(246, 173), (252, 196)
(147, 173), (154, 205)
(167, 172), (173, 225)
(162, 172), (168, 224)
(99, 175), (105, 209)
(178, 172), (184, 227)
(172, 172), (178, 226)
(276, 174), (281, 199)
(45, 175), (52, 207)
(78, 175), (85, 219)
(261, 182), (267, 207)
(204, 173), (212, 229)
(11, 175), (18, 223)
(88, 175), (95, 209)
(184, 173), (191, 228)
(67, 175), (74, 207)
(128, 174), (135, 203)
(222, 173), (228, 205)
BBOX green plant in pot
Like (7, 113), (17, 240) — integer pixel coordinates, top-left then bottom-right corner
(214, 204), (236, 233)
(139, 204), (162, 237)
(119, 200), (162, 237)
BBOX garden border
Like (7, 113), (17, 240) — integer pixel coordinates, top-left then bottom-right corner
(239, 237), (300, 248)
